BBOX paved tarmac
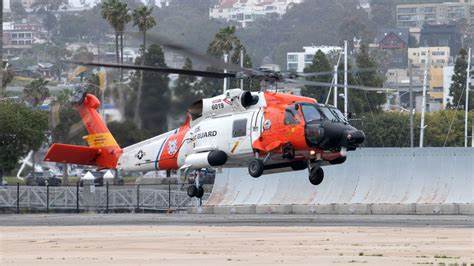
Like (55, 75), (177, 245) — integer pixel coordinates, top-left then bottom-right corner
(0, 213), (472, 227)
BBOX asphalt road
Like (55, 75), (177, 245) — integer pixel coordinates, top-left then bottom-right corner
(0, 213), (472, 228)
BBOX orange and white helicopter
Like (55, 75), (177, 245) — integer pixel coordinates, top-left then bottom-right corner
(44, 43), (383, 199)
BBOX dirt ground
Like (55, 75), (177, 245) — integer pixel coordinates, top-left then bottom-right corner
(1, 225), (473, 266)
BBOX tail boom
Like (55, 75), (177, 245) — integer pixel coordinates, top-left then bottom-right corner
(44, 93), (122, 169)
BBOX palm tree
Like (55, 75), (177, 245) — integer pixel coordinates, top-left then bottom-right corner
(101, 0), (131, 67)
(207, 26), (240, 58)
(132, 5), (156, 129)
(23, 78), (50, 107)
(132, 6), (156, 51)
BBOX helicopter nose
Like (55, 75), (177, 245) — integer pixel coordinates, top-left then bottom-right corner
(346, 130), (365, 145)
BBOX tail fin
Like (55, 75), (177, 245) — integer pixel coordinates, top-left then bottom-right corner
(44, 93), (122, 169)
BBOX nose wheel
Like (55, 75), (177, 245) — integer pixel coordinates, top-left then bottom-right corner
(248, 159), (265, 178)
(309, 166), (324, 186)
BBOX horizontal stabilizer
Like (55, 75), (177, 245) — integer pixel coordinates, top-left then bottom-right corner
(44, 144), (100, 166)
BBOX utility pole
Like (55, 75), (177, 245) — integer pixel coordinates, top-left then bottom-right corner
(333, 65), (338, 107)
(0, 0), (3, 97)
(419, 56), (429, 147)
(240, 50), (244, 90)
(344, 41), (348, 118)
(223, 53), (229, 93)
(409, 60), (414, 148)
(465, 48), (471, 147)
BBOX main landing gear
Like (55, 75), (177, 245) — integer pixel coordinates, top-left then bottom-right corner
(186, 171), (204, 199)
(187, 185), (204, 198)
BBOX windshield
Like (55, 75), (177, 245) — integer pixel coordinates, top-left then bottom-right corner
(318, 106), (337, 121)
(330, 107), (348, 123)
(301, 104), (322, 123)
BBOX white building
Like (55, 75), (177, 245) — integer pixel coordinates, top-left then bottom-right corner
(210, 0), (303, 27)
(287, 46), (342, 73)
(4, 0), (11, 12)
(443, 66), (454, 107)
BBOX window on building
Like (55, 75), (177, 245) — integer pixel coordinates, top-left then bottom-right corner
(398, 7), (417, 14)
(287, 54), (298, 62)
(304, 54), (314, 63)
(288, 63), (298, 71)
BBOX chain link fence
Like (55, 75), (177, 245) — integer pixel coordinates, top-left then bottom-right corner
(0, 183), (209, 213)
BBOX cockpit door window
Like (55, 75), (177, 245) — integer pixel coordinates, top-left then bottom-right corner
(284, 106), (300, 125)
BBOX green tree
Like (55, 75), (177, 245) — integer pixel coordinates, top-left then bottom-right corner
(358, 112), (411, 147)
(132, 5), (157, 128)
(173, 58), (198, 115)
(101, 0), (131, 66)
(0, 102), (48, 174)
(350, 44), (386, 115)
(449, 48), (472, 110)
(132, 44), (170, 134)
(301, 50), (333, 102)
(207, 26), (241, 59)
(1, 63), (14, 96)
(23, 78), (50, 107)
(108, 120), (151, 147)
(195, 26), (254, 97)
(132, 5), (156, 50)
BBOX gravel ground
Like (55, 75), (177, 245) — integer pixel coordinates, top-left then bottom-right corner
(0, 214), (473, 265)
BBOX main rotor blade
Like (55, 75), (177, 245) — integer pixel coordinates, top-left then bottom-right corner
(68, 61), (236, 79)
(141, 32), (247, 73)
(297, 68), (378, 78)
(285, 79), (396, 92)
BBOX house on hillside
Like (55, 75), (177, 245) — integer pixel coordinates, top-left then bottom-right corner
(373, 28), (410, 68)
(210, 0), (303, 27)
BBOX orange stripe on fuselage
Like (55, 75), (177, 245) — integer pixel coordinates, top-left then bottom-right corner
(252, 92), (316, 153)
(157, 117), (191, 170)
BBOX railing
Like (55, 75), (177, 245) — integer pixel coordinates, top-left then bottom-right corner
(0, 183), (209, 213)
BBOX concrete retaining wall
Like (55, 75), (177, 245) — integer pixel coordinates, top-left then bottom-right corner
(203, 148), (473, 215)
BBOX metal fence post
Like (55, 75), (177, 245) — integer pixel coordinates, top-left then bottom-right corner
(16, 183), (20, 214)
(46, 184), (49, 213)
(106, 182), (109, 213)
(168, 179), (171, 210)
(76, 182), (80, 213)
(136, 184), (140, 212)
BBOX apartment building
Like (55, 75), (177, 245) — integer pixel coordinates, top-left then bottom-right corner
(210, 0), (303, 27)
(396, 1), (470, 28)
(287, 46), (342, 73)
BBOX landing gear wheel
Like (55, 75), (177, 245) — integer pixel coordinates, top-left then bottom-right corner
(248, 159), (265, 178)
(291, 161), (308, 171)
(187, 185), (198, 198)
(309, 167), (324, 186)
(329, 156), (347, 165)
(196, 186), (204, 199)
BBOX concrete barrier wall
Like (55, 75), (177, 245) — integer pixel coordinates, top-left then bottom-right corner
(204, 148), (473, 214)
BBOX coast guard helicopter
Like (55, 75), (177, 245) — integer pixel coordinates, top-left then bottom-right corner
(44, 39), (384, 199)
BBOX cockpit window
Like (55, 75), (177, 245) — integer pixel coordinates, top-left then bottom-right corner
(301, 104), (322, 123)
(330, 107), (348, 123)
(318, 106), (337, 121)
(284, 105), (300, 125)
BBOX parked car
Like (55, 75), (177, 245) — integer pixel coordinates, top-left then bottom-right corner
(25, 171), (61, 186)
